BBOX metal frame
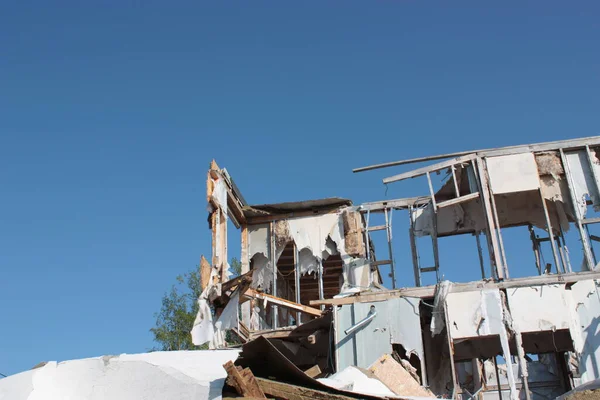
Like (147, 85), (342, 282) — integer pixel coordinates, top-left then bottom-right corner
(355, 135), (600, 173)
(560, 148), (595, 270)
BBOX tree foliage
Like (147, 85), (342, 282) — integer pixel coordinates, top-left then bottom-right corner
(150, 258), (241, 351)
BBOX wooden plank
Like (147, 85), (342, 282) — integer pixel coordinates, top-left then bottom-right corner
(220, 208), (228, 283)
(354, 135), (600, 173)
(256, 377), (359, 400)
(223, 397), (269, 400)
(200, 255), (211, 292)
(303, 365), (322, 378)
(240, 224), (251, 327)
(436, 192), (480, 209)
(211, 211), (219, 284)
(242, 288), (323, 317)
(223, 398), (269, 400)
(310, 270), (600, 306)
(241, 224), (249, 273)
(223, 361), (266, 398)
(208, 160), (246, 227)
(249, 328), (295, 340)
(383, 154), (477, 184)
(221, 270), (253, 293)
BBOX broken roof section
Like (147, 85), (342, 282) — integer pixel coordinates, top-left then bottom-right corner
(243, 198), (353, 220)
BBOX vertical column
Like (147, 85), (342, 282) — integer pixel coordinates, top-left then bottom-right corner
(318, 260), (324, 311)
(443, 305), (459, 399)
(426, 172), (441, 282)
(487, 181), (508, 277)
(475, 232), (486, 279)
(294, 244), (301, 325)
(528, 225), (543, 275)
(409, 205), (422, 287)
(538, 188), (562, 273)
(384, 207), (396, 289)
(270, 222), (278, 328)
(240, 225), (251, 327)
(451, 165), (460, 197)
(476, 158), (505, 280)
(560, 149), (595, 270)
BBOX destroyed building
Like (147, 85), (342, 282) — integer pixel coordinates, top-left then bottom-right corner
(193, 136), (600, 400)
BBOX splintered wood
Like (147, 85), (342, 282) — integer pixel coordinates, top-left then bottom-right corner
(342, 210), (365, 258)
(368, 354), (434, 398)
(200, 255), (211, 292)
(303, 364), (322, 378)
(255, 378), (359, 400)
(242, 288), (322, 317)
(223, 361), (266, 399)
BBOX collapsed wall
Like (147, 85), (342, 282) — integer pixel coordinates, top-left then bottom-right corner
(247, 210), (372, 297)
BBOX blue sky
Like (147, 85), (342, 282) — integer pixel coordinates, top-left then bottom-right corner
(1, 1), (599, 376)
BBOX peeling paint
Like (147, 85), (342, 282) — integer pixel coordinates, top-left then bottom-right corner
(211, 178), (228, 215)
(248, 224), (269, 259)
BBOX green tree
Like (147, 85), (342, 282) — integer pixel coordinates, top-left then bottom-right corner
(150, 257), (241, 351)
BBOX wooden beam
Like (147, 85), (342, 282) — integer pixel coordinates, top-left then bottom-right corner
(249, 328), (295, 340)
(256, 377), (361, 400)
(208, 160), (246, 227)
(220, 208), (228, 283)
(221, 270), (253, 293)
(383, 154), (477, 184)
(241, 225), (249, 273)
(242, 288), (322, 317)
(200, 255), (211, 292)
(223, 361), (266, 399)
(310, 270), (600, 306)
(240, 224), (251, 328)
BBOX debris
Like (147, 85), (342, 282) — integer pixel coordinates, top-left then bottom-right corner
(318, 366), (396, 398)
(223, 361), (266, 398)
(303, 365), (322, 378)
(566, 390), (600, 400)
(242, 288), (322, 317)
(368, 355), (434, 398)
(192, 136), (600, 400)
(256, 377), (361, 400)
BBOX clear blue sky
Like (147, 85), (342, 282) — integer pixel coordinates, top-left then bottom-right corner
(1, 1), (599, 376)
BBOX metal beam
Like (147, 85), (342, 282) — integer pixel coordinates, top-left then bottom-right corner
(359, 196), (431, 212)
(476, 158), (504, 279)
(437, 192), (480, 209)
(383, 154), (476, 184)
(354, 135), (600, 173)
(310, 270), (600, 306)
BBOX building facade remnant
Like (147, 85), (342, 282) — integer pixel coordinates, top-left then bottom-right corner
(193, 136), (600, 399)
